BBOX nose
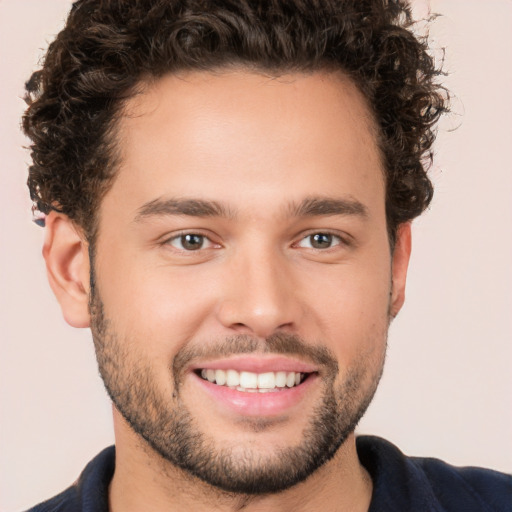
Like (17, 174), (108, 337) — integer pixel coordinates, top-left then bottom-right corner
(215, 245), (301, 338)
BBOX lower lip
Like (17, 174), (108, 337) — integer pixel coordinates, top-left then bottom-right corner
(191, 372), (318, 417)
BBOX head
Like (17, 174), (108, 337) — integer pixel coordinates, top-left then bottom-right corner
(23, 0), (447, 497)
(24, 0), (445, 246)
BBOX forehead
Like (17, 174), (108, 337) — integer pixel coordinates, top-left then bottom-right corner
(108, 70), (384, 220)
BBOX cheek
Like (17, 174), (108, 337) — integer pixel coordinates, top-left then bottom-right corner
(304, 259), (391, 361)
(95, 254), (219, 356)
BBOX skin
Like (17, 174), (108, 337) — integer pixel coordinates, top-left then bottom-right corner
(43, 70), (411, 511)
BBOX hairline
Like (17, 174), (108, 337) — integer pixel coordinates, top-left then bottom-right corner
(86, 64), (392, 249)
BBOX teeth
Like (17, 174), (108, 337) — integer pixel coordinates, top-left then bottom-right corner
(275, 371), (287, 387)
(199, 369), (306, 391)
(226, 369), (240, 387)
(257, 372), (275, 389)
(215, 369), (226, 385)
(240, 371), (258, 389)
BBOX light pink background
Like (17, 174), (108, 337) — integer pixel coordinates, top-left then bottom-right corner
(1, 1), (511, 510)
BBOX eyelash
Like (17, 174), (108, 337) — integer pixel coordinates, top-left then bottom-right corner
(294, 232), (348, 250)
(162, 230), (350, 253)
(163, 232), (218, 251)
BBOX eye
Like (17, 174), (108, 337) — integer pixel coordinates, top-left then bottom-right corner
(297, 232), (343, 250)
(167, 233), (214, 251)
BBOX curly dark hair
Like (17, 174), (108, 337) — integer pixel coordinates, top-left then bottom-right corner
(22, 0), (447, 243)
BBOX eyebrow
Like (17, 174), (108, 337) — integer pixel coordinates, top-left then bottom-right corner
(134, 195), (368, 222)
(134, 197), (233, 222)
(287, 196), (368, 218)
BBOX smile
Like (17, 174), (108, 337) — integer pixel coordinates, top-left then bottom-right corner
(198, 369), (308, 392)
(190, 356), (319, 416)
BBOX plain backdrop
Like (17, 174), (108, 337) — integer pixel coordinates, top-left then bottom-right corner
(1, 1), (511, 510)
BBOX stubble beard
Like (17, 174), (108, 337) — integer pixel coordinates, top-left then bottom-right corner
(89, 286), (386, 495)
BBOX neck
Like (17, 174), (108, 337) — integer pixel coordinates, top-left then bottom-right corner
(109, 413), (372, 512)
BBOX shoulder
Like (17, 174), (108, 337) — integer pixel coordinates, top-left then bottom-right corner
(23, 446), (115, 512)
(23, 486), (79, 512)
(357, 436), (512, 512)
(412, 455), (512, 511)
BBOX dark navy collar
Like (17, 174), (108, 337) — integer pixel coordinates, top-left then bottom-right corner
(26, 437), (512, 511)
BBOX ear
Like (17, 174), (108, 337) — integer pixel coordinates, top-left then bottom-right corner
(43, 211), (91, 328)
(390, 222), (412, 318)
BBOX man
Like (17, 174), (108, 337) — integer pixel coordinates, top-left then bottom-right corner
(20, 0), (511, 511)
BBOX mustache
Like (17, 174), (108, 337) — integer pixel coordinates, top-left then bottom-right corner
(172, 332), (339, 387)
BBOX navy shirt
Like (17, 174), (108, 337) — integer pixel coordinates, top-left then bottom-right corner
(25, 436), (512, 511)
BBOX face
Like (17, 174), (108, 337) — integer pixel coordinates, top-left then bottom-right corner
(87, 70), (409, 494)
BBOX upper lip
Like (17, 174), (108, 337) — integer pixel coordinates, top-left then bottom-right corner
(189, 355), (318, 374)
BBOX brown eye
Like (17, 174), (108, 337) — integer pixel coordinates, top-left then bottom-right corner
(309, 233), (333, 249)
(169, 233), (207, 250)
(297, 232), (343, 250)
(182, 234), (204, 250)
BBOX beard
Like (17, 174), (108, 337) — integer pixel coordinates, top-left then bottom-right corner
(89, 285), (386, 495)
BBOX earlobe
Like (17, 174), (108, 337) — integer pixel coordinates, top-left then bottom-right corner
(390, 222), (412, 318)
(43, 212), (91, 328)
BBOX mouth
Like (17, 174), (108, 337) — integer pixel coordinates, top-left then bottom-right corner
(189, 356), (320, 416)
(189, 354), (321, 418)
(195, 368), (310, 393)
